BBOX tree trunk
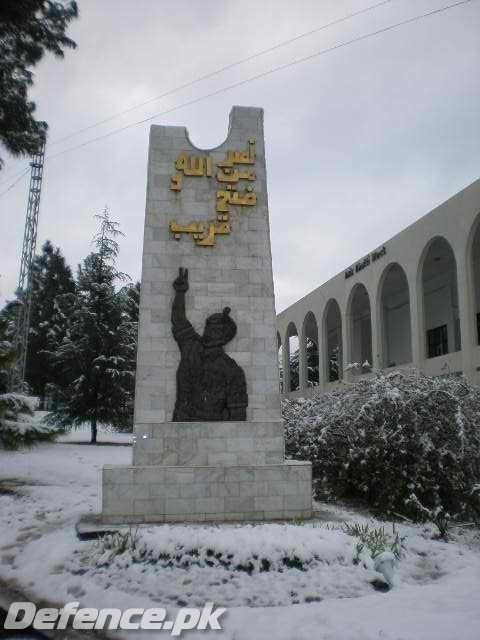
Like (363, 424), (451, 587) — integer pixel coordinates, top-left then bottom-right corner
(91, 417), (97, 444)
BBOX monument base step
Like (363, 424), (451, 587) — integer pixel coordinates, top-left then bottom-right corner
(76, 514), (123, 540)
(102, 460), (312, 524)
(99, 510), (313, 525)
(133, 421), (285, 467)
(78, 509), (323, 538)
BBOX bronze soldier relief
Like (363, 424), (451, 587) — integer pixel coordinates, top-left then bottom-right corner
(171, 267), (248, 421)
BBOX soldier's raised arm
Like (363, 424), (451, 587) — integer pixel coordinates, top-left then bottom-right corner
(171, 267), (199, 347)
(172, 267), (189, 328)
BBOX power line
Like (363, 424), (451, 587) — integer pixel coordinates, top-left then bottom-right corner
(49, 0), (396, 147)
(0, 166), (31, 188)
(0, 0), (396, 186)
(44, 0), (477, 164)
(0, 168), (30, 200)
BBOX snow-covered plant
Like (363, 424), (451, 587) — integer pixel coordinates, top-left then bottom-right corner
(0, 392), (56, 449)
(0, 306), (57, 449)
(46, 209), (136, 443)
(93, 540), (308, 574)
(405, 494), (452, 540)
(96, 528), (141, 562)
(283, 370), (480, 521)
(345, 361), (371, 373)
(24, 240), (76, 404)
(288, 339), (320, 390)
(343, 522), (406, 560)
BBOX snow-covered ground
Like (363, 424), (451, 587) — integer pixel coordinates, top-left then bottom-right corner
(1, 427), (480, 639)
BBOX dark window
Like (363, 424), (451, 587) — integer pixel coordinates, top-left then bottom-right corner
(477, 313), (480, 345)
(328, 347), (339, 382)
(427, 324), (448, 358)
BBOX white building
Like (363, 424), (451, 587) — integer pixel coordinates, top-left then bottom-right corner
(276, 178), (480, 398)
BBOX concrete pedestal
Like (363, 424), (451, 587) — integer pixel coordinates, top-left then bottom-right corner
(102, 422), (312, 523)
(102, 460), (311, 524)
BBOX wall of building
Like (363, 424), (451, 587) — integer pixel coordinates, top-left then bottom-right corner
(277, 178), (480, 397)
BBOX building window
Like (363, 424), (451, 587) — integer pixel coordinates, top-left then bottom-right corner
(329, 347), (339, 382)
(427, 325), (448, 358)
(477, 313), (480, 345)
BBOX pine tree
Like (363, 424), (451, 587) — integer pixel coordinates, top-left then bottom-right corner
(25, 240), (76, 403)
(289, 338), (319, 390)
(0, 301), (56, 449)
(0, 1), (78, 169)
(121, 281), (141, 324)
(47, 210), (136, 443)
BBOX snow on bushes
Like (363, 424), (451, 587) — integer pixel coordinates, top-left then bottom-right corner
(78, 523), (389, 607)
(0, 391), (56, 450)
(283, 371), (480, 521)
(93, 523), (358, 575)
(0, 322), (57, 449)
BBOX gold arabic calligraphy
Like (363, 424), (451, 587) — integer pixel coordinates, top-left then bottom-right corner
(169, 139), (257, 246)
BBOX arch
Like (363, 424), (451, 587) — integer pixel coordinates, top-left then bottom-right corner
(467, 213), (480, 345)
(347, 283), (372, 375)
(420, 236), (461, 358)
(302, 311), (319, 387)
(185, 107), (250, 151)
(378, 263), (412, 367)
(285, 321), (300, 392)
(323, 299), (343, 382)
(277, 332), (284, 392)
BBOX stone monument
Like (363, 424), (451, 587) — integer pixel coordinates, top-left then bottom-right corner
(102, 106), (312, 523)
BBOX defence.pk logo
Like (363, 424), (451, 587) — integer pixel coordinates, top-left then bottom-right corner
(4, 601), (227, 636)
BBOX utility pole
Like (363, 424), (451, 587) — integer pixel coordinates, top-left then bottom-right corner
(10, 141), (46, 390)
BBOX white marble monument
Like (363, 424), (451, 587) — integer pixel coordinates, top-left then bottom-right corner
(102, 106), (312, 523)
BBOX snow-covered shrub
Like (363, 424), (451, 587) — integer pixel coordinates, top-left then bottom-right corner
(343, 522), (406, 561)
(96, 528), (141, 562)
(92, 524), (356, 576)
(342, 522), (405, 589)
(0, 328), (57, 450)
(283, 371), (480, 521)
(0, 301), (56, 449)
(0, 392), (56, 449)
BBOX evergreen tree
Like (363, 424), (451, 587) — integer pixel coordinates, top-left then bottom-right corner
(25, 240), (76, 402)
(0, 0), (78, 169)
(47, 210), (136, 443)
(122, 281), (141, 324)
(289, 338), (319, 390)
(0, 301), (56, 449)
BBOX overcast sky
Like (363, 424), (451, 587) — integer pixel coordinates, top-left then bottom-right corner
(0, 0), (479, 313)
